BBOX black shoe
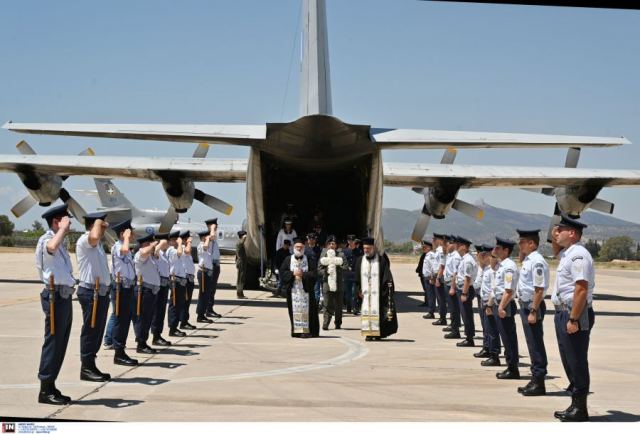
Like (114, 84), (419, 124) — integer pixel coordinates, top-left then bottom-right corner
(444, 331), (461, 339)
(322, 325), (329, 331)
(169, 329), (187, 337)
(335, 324), (341, 330)
(456, 338), (475, 347)
(207, 310), (222, 318)
(51, 383), (71, 403)
(474, 349), (489, 358)
(152, 336), (172, 346)
(237, 295), (248, 299)
(517, 379), (534, 394)
(443, 326), (453, 332)
(347, 308), (352, 313)
(422, 313), (435, 319)
(179, 322), (196, 330)
(418, 302), (428, 307)
(481, 355), (501, 367)
(197, 316), (213, 323)
(80, 363), (111, 382)
(496, 367), (520, 380)
(114, 350), (139, 366)
(137, 344), (157, 354)
(353, 311), (360, 316)
(521, 378), (546, 396)
(554, 396), (576, 420)
(38, 382), (69, 405)
(365, 336), (373, 341)
(432, 318), (447, 326)
(558, 395), (589, 422)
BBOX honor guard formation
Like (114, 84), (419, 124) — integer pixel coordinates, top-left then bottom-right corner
(35, 201), (595, 422)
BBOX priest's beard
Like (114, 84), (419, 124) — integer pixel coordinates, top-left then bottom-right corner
(366, 253), (376, 260)
(294, 250), (304, 258)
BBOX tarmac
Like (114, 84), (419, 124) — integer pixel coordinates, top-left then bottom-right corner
(0, 252), (638, 422)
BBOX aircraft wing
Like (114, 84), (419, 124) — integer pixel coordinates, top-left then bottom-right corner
(372, 128), (630, 149)
(383, 163), (640, 188)
(2, 122), (266, 146)
(0, 155), (248, 182)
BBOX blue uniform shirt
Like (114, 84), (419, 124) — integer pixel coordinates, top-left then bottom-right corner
(111, 240), (136, 284)
(552, 242), (595, 306)
(134, 251), (161, 287)
(157, 249), (171, 278)
(76, 233), (111, 287)
(35, 230), (76, 287)
(167, 246), (186, 278)
(517, 250), (549, 302)
(494, 257), (518, 301)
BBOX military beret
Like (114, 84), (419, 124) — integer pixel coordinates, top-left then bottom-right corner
(361, 237), (375, 246)
(556, 213), (588, 231)
(422, 240), (433, 247)
(204, 218), (218, 226)
(83, 211), (108, 224)
(456, 236), (472, 246)
(326, 235), (337, 244)
(197, 230), (209, 237)
(154, 232), (169, 240)
(433, 233), (445, 239)
(169, 230), (181, 239)
(111, 219), (132, 234)
(346, 234), (356, 241)
(41, 204), (71, 221)
(516, 228), (541, 238)
(495, 236), (516, 248)
(137, 233), (154, 244)
(179, 230), (191, 239)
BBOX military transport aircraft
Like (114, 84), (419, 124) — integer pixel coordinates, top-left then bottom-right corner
(1, 0), (639, 286)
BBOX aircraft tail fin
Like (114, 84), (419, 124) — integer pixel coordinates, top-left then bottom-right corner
(300, 0), (332, 116)
(94, 178), (138, 212)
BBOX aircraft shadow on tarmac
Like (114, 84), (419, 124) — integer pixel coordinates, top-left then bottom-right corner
(72, 398), (144, 408)
(110, 376), (169, 386)
(140, 361), (186, 369)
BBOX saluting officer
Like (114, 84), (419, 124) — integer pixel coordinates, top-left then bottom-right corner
(454, 236), (477, 347)
(151, 233), (172, 346)
(133, 234), (160, 354)
(167, 230), (187, 337)
(204, 218), (223, 318)
(551, 214), (594, 422)
(196, 229), (214, 323)
(515, 229), (550, 397)
(179, 230), (196, 330)
(76, 212), (112, 382)
(109, 220), (138, 367)
(35, 204), (75, 405)
(443, 236), (462, 339)
(430, 233), (447, 325)
(493, 237), (520, 380)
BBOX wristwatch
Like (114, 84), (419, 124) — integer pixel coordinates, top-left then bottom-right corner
(569, 318), (579, 324)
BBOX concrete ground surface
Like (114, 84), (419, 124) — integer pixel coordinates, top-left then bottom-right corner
(0, 252), (638, 422)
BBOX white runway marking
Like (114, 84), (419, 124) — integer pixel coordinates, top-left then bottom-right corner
(0, 336), (368, 390)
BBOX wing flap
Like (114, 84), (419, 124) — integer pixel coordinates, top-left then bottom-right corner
(372, 128), (630, 149)
(3, 122), (266, 146)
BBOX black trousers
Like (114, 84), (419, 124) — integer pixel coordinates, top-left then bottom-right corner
(180, 276), (195, 323)
(38, 289), (73, 381)
(133, 286), (157, 344)
(434, 278), (447, 319)
(555, 308), (593, 396)
(457, 287), (475, 339)
(495, 301), (519, 369)
(447, 284), (461, 328)
(150, 283), (170, 337)
(477, 294), (487, 350)
(110, 285), (133, 351)
(77, 286), (110, 364)
(196, 269), (213, 316)
(207, 264), (221, 310)
(167, 281), (186, 330)
(519, 301), (548, 380)
(483, 305), (501, 355)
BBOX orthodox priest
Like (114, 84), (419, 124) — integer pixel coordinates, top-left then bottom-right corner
(279, 238), (320, 338)
(355, 238), (398, 341)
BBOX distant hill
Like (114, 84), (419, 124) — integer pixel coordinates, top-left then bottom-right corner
(382, 201), (640, 245)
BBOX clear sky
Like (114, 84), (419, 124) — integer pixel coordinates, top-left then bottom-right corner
(1, 0), (639, 231)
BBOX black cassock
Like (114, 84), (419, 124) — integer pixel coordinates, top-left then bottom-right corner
(279, 255), (320, 338)
(355, 253), (398, 338)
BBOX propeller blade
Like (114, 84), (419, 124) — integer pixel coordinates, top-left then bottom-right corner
(10, 195), (38, 218)
(194, 189), (233, 215)
(565, 147), (581, 168)
(158, 206), (178, 233)
(440, 147), (457, 164)
(59, 188), (87, 222)
(452, 199), (485, 220)
(411, 206), (431, 243)
(589, 198), (615, 214)
(16, 140), (37, 155)
(193, 143), (210, 158)
(546, 204), (563, 242)
(78, 147), (95, 156)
